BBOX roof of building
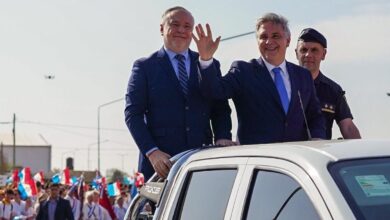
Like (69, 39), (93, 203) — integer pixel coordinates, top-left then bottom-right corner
(0, 133), (50, 146)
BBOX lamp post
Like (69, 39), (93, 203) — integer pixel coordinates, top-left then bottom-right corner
(87, 139), (108, 170)
(12, 113), (16, 168)
(117, 153), (128, 171)
(97, 97), (124, 172)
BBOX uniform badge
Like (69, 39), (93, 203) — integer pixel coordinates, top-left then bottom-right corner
(321, 103), (335, 113)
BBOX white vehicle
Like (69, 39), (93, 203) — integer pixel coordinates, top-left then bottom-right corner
(125, 139), (390, 220)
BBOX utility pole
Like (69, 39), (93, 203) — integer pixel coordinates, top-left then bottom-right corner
(97, 97), (124, 172)
(0, 142), (3, 174)
(12, 113), (16, 168)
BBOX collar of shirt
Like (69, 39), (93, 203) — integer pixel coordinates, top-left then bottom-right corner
(259, 57), (291, 100)
(164, 47), (191, 78)
(314, 71), (325, 85)
(260, 57), (289, 80)
(164, 47), (189, 61)
(47, 197), (59, 202)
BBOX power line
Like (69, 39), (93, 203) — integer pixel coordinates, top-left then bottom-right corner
(54, 147), (138, 152)
(43, 125), (97, 139)
(221, 31), (255, 42)
(17, 120), (127, 132)
(5, 117), (133, 147)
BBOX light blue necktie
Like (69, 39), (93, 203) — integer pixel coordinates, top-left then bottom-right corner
(273, 67), (289, 114)
(175, 54), (189, 95)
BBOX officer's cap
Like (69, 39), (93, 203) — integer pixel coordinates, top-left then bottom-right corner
(298, 28), (327, 48)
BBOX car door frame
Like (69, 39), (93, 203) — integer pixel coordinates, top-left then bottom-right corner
(230, 157), (334, 220)
(160, 157), (249, 220)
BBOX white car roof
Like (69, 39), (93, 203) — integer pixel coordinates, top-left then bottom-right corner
(188, 139), (390, 166)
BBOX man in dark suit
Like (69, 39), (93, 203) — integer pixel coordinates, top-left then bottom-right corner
(125, 6), (233, 179)
(193, 13), (325, 144)
(36, 183), (74, 220)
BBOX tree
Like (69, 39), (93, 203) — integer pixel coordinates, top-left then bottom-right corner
(106, 168), (126, 183)
(0, 146), (11, 174)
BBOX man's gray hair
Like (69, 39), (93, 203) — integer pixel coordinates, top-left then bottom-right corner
(161, 6), (193, 25)
(255, 13), (290, 37)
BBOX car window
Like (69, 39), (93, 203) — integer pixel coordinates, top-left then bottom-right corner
(174, 169), (237, 220)
(244, 170), (320, 220)
(330, 157), (390, 220)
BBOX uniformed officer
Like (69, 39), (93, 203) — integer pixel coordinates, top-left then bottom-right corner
(295, 28), (361, 139)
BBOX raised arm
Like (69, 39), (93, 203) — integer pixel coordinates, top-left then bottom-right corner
(192, 23), (221, 61)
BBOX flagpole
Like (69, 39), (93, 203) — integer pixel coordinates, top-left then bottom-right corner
(12, 113), (16, 168)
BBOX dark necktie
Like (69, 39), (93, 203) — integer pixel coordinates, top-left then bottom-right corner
(272, 67), (289, 114)
(175, 54), (189, 95)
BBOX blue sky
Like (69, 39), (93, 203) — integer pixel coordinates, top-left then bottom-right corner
(0, 0), (389, 175)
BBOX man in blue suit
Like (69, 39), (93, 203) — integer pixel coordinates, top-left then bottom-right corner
(193, 13), (325, 144)
(125, 6), (233, 179)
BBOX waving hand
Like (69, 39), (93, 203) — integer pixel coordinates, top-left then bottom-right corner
(192, 23), (221, 61)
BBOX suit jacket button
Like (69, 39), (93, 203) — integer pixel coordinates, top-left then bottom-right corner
(285, 122), (288, 127)
(186, 127), (190, 131)
(185, 106), (189, 110)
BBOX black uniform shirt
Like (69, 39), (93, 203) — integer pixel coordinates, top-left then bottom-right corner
(314, 72), (353, 139)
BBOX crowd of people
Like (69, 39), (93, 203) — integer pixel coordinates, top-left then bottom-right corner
(0, 177), (135, 220)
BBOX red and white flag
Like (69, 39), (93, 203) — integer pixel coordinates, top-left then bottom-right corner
(33, 171), (45, 184)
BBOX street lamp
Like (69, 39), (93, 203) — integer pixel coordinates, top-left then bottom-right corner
(87, 139), (108, 170)
(97, 97), (125, 172)
(117, 153), (128, 171)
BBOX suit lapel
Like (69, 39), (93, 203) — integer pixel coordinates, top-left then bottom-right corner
(286, 62), (298, 117)
(188, 50), (200, 96)
(252, 59), (285, 114)
(42, 200), (49, 215)
(54, 199), (60, 218)
(157, 47), (185, 97)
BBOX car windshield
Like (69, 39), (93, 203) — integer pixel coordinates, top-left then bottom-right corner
(329, 157), (390, 220)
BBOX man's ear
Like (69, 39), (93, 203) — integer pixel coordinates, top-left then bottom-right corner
(160, 24), (164, 36)
(322, 48), (327, 60)
(286, 36), (291, 47)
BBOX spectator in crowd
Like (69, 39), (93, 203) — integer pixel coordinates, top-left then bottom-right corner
(0, 189), (16, 220)
(34, 192), (48, 217)
(21, 196), (36, 220)
(36, 183), (74, 220)
(82, 191), (99, 220)
(92, 190), (112, 220)
(0, 189), (5, 201)
(64, 187), (81, 220)
(121, 191), (131, 209)
(12, 189), (26, 216)
(113, 196), (126, 220)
